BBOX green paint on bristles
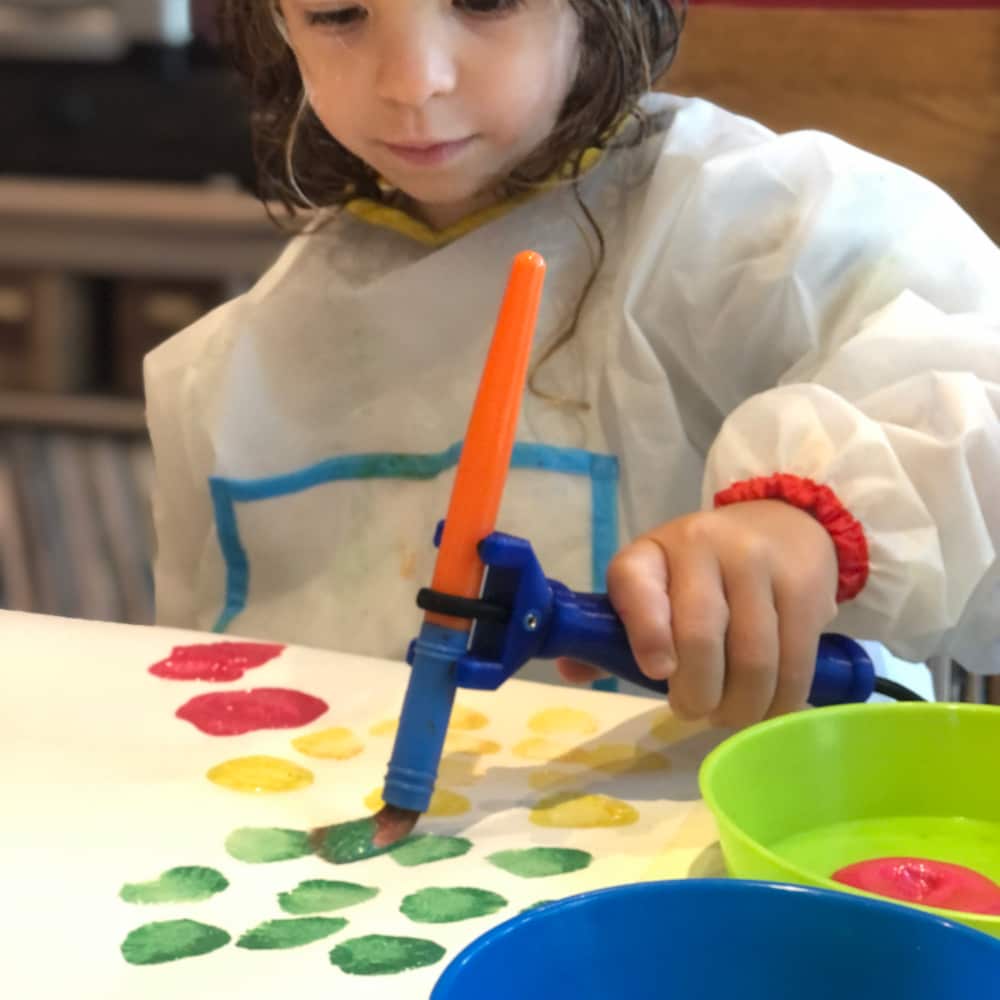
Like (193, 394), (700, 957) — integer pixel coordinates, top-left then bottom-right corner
(311, 817), (415, 865)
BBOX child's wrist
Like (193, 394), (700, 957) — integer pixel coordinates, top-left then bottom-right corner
(713, 473), (869, 602)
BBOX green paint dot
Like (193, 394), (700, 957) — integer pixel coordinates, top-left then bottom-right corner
(390, 834), (472, 867)
(225, 827), (314, 863)
(119, 866), (229, 904)
(488, 847), (593, 878)
(312, 818), (413, 864)
(237, 917), (347, 950)
(400, 887), (507, 924)
(328, 934), (446, 976)
(279, 879), (379, 915)
(121, 920), (230, 965)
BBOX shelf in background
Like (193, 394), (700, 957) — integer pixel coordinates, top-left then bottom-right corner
(0, 176), (289, 434)
(0, 176), (290, 280)
(0, 391), (146, 434)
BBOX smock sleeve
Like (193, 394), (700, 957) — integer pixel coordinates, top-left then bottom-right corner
(632, 107), (1000, 670)
(143, 305), (227, 630)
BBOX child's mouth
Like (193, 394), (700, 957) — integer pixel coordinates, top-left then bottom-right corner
(381, 137), (474, 166)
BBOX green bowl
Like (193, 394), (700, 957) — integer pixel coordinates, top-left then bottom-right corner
(699, 702), (1000, 938)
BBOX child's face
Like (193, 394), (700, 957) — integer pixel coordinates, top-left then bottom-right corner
(278, 0), (580, 228)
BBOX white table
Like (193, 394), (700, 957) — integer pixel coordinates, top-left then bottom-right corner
(3, 611), (726, 999)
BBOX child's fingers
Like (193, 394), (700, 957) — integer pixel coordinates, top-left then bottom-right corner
(766, 598), (821, 718)
(605, 538), (675, 681)
(662, 544), (727, 720)
(711, 556), (779, 728)
(556, 657), (606, 684)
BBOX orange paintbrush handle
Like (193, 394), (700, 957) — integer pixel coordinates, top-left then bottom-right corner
(425, 250), (546, 630)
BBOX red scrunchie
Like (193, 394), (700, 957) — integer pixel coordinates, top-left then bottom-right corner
(713, 473), (869, 602)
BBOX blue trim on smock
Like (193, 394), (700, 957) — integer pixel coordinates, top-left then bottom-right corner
(208, 440), (620, 690)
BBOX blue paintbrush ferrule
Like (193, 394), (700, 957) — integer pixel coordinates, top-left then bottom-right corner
(382, 621), (468, 813)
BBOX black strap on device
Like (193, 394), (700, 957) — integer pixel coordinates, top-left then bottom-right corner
(416, 588), (510, 624)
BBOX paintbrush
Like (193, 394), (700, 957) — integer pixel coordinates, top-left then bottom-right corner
(311, 250), (546, 863)
(309, 246), (923, 864)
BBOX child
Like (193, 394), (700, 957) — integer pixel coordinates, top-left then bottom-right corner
(145, 0), (1000, 727)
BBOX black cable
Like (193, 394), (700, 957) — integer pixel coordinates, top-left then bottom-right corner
(873, 677), (926, 702)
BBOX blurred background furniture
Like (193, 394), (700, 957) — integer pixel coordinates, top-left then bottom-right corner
(0, 0), (286, 622)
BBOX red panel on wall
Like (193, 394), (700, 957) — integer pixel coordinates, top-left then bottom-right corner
(689, 1), (1000, 8)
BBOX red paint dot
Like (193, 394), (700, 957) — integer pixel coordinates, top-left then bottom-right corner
(834, 857), (1000, 916)
(150, 642), (285, 682)
(176, 688), (328, 736)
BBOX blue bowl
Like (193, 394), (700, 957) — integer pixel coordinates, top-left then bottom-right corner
(432, 879), (1000, 999)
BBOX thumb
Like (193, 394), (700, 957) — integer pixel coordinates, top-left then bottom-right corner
(556, 657), (607, 685)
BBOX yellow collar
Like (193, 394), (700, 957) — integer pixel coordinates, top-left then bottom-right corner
(345, 145), (605, 248)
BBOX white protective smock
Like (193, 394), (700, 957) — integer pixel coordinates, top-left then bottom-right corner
(144, 94), (1000, 697)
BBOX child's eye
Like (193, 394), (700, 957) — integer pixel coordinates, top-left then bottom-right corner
(454, 0), (524, 16)
(305, 5), (368, 29)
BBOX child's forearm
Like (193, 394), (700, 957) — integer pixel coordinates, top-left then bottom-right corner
(702, 306), (999, 668)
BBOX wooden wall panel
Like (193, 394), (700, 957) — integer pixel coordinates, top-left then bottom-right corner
(661, 8), (1000, 241)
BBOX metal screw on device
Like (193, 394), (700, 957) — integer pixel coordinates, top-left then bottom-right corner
(522, 611), (540, 632)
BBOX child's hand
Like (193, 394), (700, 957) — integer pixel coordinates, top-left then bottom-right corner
(557, 500), (839, 727)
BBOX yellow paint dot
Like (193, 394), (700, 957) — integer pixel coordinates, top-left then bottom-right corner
(586, 745), (672, 775)
(369, 709), (490, 740)
(207, 756), (314, 794)
(513, 737), (588, 763)
(512, 737), (556, 761)
(364, 787), (470, 818)
(443, 731), (501, 756)
(438, 755), (487, 787)
(528, 707), (598, 736)
(513, 738), (664, 773)
(530, 792), (639, 828)
(648, 710), (707, 745)
(291, 726), (363, 760)
(528, 768), (581, 791)
(627, 751), (671, 773)
(450, 705), (489, 731)
(574, 744), (635, 769)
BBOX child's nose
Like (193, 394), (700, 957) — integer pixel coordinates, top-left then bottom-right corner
(375, 27), (457, 107)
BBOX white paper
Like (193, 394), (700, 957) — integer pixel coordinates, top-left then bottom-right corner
(1, 611), (725, 999)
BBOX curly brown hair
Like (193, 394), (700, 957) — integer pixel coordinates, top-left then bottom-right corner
(218, 1), (686, 218)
